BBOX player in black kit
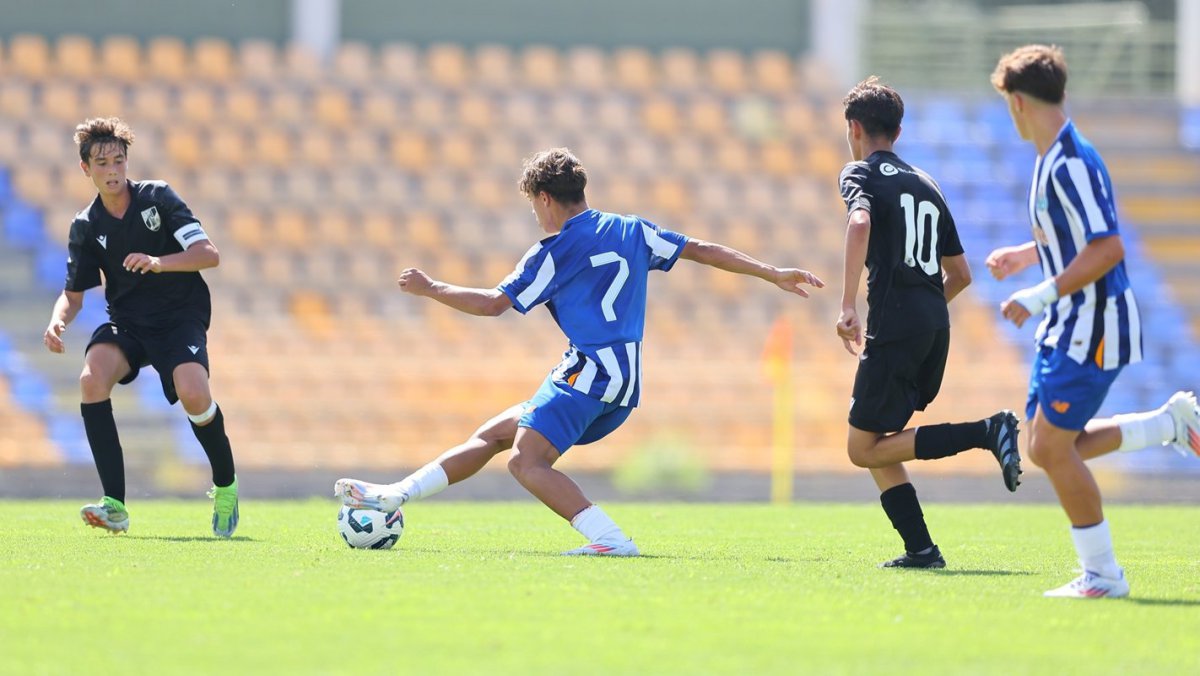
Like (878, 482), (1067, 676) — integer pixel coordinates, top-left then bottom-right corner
(835, 79), (1021, 568)
(42, 117), (239, 537)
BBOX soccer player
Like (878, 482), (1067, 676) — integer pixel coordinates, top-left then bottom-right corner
(336, 148), (824, 556)
(988, 45), (1199, 597)
(42, 117), (240, 537)
(836, 77), (1022, 569)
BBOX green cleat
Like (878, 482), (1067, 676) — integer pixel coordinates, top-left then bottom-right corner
(208, 476), (239, 538)
(80, 496), (130, 533)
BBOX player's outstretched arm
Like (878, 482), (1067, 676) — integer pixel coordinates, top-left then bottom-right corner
(43, 290), (84, 354)
(678, 240), (824, 297)
(985, 241), (1039, 281)
(123, 241), (220, 274)
(398, 267), (513, 317)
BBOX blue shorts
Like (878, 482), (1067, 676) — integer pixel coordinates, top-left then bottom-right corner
(519, 375), (633, 454)
(1025, 345), (1122, 431)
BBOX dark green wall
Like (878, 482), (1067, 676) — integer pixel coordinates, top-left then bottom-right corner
(0, 0), (290, 44)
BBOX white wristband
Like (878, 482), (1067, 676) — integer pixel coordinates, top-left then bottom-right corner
(1012, 278), (1059, 316)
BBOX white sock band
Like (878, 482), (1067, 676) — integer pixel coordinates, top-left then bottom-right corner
(1070, 519), (1121, 579)
(570, 504), (626, 544)
(1114, 409), (1174, 452)
(393, 462), (449, 504)
(188, 400), (218, 424)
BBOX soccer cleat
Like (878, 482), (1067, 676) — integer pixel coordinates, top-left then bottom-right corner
(879, 545), (945, 569)
(208, 476), (239, 538)
(562, 539), (641, 557)
(1164, 391), (1200, 458)
(985, 410), (1022, 491)
(334, 478), (407, 512)
(1044, 570), (1129, 599)
(80, 496), (129, 534)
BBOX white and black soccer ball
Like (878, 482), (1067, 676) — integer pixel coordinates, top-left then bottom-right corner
(336, 505), (404, 550)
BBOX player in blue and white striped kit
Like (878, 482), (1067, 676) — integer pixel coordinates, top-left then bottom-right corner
(336, 148), (824, 555)
(989, 45), (1200, 598)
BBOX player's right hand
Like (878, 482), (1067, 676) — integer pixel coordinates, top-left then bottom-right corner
(43, 320), (67, 354)
(835, 308), (862, 356)
(397, 268), (434, 296)
(985, 246), (1024, 281)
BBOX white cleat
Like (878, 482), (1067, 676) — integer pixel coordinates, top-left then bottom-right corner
(562, 539), (641, 557)
(1044, 570), (1129, 599)
(333, 478), (406, 512)
(1165, 391), (1200, 458)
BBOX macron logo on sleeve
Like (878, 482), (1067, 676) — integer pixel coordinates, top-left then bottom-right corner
(97, 235), (107, 249)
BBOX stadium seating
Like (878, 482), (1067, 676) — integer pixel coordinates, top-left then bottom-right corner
(4, 35), (1193, 478)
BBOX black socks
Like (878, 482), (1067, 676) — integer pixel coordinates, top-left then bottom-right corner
(880, 482), (934, 555)
(913, 420), (989, 460)
(190, 406), (236, 487)
(81, 400), (125, 503)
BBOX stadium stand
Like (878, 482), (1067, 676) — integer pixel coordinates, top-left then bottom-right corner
(1, 34), (1193, 477)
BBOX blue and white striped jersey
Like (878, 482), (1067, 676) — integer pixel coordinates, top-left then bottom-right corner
(1027, 120), (1142, 370)
(498, 209), (689, 407)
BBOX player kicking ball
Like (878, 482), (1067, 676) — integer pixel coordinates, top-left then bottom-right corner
(43, 117), (239, 538)
(835, 78), (1022, 570)
(336, 148), (823, 555)
(989, 45), (1200, 598)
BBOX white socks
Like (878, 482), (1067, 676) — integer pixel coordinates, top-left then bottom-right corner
(570, 504), (628, 544)
(1114, 407), (1176, 452)
(1070, 520), (1122, 579)
(391, 462), (449, 504)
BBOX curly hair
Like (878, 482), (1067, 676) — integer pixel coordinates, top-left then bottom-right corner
(74, 116), (135, 163)
(517, 148), (587, 204)
(842, 76), (904, 140)
(991, 45), (1068, 104)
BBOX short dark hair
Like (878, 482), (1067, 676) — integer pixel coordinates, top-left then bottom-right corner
(74, 116), (135, 163)
(991, 44), (1067, 104)
(518, 148), (587, 204)
(842, 76), (904, 140)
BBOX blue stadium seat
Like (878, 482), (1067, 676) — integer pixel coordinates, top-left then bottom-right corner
(0, 167), (13, 202)
(48, 418), (92, 464)
(2, 202), (44, 249)
(1181, 106), (1200, 151)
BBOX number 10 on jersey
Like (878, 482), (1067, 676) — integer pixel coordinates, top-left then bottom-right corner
(900, 193), (940, 275)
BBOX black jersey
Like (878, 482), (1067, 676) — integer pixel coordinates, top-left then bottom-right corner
(839, 151), (964, 343)
(65, 180), (211, 329)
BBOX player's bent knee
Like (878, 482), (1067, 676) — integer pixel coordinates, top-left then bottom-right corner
(846, 444), (877, 469)
(175, 383), (212, 415)
(78, 369), (115, 400)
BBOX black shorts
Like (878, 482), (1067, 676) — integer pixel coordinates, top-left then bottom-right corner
(848, 328), (949, 434)
(85, 318), (210, 405)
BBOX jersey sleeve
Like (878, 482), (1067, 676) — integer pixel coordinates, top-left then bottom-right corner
(939, 208), (965, 258)
(839, 162), (873, 214)
(64, 218), (101, 292)
(1053, 158), (1119, 241)
(639, 219), (689, 271)
(159, 183), (210, 249)
(497, 235), (579, 314)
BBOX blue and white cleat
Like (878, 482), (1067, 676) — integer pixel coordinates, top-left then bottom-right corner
(1165, 391), (1200, 458)
(1044, 570), (1129, 599)
(334, 478), (406, 512)
(562, 539), (640, 557)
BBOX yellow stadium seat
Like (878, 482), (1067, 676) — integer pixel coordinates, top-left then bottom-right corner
(667, 137), (707, 175)
(410, 90), (448, 128)
(312, 208), (354, 248)
(267, 88), (306, 126)
(271, 208), (311, 250)
(427, 42), (469, 89)
(564, 46), (608, 91)
(178, 84), (217, 124)
(651, 177), (689, 218)
(474, 44), (515, 88)
(40, 82), (82, 123)
(254, 127), (292, 167)
(164, 127), (202, 167)
(438, 133), (476, 171)
(379, 42), (420, 84)
(260, 250), (297, 286)
(290, 290), (335, 338)
(707, 49), (747, 94)
(406, 211), (445, 251)
(55, 35), (95, 79)
(193, 38), (234, 81)
(343, 128), (385, 166)
(83, 83), (127, 118)
(520, 45), (561, 89)
(0, 82), (33, 118)
(660, 48), (702, 91)
(314, 88), (352, 128)
(390, 130), (431, 171)
(642, 96), (681, 137)
(99, 35), (141, 81)
(752, 50), (795, 94)
(468, 173), (510, 211)
(760, 140), (798, 177)
(223, 86), (261, 125)
(361, 90), (400, 128)
(130, 83), (172, 122)
(613, 47), (656, 92)
(226, 211), (267, 250)
(9, 34), (50, 79)
(458, 92), (495, 131)
(334, 42), (373, 84)
(714, 137), (751, 174)
(147, 37), (188, 81)
(238, 39), (278, 81)
(12, 165), (54, 206)
(283, 44), (322, 81)
(361, 210), (398, 249)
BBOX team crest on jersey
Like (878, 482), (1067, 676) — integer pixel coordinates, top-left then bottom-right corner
(879, 163), (899, 176)
(141, 206), (162, 232)
(1036, 188), (1049, 213)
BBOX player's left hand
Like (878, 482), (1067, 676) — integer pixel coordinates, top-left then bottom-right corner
(836, 307), (863, 356)
(398, 267), (435, 295)
(774, 268), (825, 297)
(123, 253), (162, 274)
(1000, 297), (1032, 328)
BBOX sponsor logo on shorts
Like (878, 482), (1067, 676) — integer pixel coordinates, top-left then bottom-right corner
(1051, 400), (1071, 414)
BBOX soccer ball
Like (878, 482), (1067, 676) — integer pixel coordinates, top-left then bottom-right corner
(336, 505), (404, 549)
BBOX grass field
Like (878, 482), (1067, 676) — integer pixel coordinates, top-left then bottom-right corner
(3, 500), (1199, 675)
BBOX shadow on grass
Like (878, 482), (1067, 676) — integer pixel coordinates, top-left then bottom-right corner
(927, 569), (1036, 577)
(124, 535), (259, 543)
(407, 547), (826, 563)
(1124, 597), (1200, 607)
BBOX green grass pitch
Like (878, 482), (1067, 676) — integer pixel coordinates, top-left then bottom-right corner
(3, 500), (1198, 674)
